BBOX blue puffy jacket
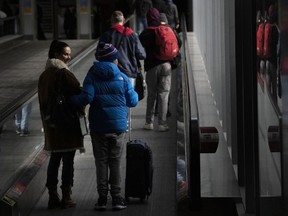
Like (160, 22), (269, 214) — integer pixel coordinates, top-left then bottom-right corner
(71, 61), (138, 133)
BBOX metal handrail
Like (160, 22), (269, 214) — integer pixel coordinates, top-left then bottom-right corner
(180, 14), (201, 210)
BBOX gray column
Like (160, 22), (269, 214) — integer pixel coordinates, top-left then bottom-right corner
(76, 0), (91, 39)
(19, 0), (36, 40)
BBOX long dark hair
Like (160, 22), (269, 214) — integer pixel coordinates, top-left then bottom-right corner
(48, 40), (69, 59)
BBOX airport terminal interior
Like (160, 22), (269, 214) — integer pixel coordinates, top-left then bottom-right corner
(0, 0), (288, 216)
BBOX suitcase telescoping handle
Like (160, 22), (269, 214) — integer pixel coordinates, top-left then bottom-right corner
(128, 108), (132, 141)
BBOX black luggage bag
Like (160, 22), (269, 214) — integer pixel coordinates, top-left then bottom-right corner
(125, 139), (153, 201)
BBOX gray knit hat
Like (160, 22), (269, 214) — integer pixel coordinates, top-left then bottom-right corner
(159, 13), (168, 24)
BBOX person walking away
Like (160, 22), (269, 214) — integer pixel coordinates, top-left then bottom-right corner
(139, 7), (176, 132)
(64, 6), (77, 39)
(154, 13), (182, 117)
(135, 0), (152, 35)
(162, 0), (179, 30)
(15, 102), (32, 136)
(38, 40), (84, 209)
(263, 4), (280, 104)
(70, 42), (138, 210)
(152, 0), (165, 13)
(99, 10), (146, 88)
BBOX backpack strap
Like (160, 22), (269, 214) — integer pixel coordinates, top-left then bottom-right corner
(115, 26), (127, 49)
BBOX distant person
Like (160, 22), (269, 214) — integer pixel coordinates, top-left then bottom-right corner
(162, 0), (179, 30)
(37, 4), (46, 40)
(70, 42), (138, 210)
(135, 0), (152, 34)
(38, 40), (84, 209)
(152, 0), (165, 13)
(99, 10), (146, 88)
(64, 6), (77, 39)
(15, 102), (32, 136)
(264, 4), (280, 103)
(97, 1), (116, 34)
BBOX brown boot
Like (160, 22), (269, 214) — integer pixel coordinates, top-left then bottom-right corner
(61, 186), (76, 208)
(47, 186), (61, 209)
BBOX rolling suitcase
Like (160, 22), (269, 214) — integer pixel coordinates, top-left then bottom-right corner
(125, 109), (153, 201)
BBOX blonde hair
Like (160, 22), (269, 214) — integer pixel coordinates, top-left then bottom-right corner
(111, 10), (124, 24)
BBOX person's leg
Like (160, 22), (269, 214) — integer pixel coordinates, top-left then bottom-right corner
(15, 110), (22, 134)
(61, 150), (76, 187)
(61, 150), (76, 208)
(107, 133), (125, 198)
(136, 16), (146, 35)
(20, 102), (32, 135)
(158, 63), (172, 129)
(46, 152), (62, 209)
(91, 132), (109, 209)
(46, 152), (62, 187)
(107, 133), (126, 210)
(145, 66), (160, 126)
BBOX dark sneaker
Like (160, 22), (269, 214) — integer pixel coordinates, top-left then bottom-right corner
(167, 110), (172, 117)
(112, 196), (127, 210)
(20, 130), (30, 137)
(94, 196), (107, 211)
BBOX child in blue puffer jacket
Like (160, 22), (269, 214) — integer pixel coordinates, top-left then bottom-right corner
(70, 42), (138, 210)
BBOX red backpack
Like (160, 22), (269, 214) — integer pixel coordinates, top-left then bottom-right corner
(256, 22), (265, 58)
(263, 23), (273, 58)
(148, 25), (179, 61)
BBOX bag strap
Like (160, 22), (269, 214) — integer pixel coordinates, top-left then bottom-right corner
(116, 26), (127, 49)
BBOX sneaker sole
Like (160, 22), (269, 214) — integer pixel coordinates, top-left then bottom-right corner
(112, 205), (127, 210)
(143, 124), (153, 130)
(20, 134), (29, 137)
(158, 128), (169, 132)
(143, 127), (153, 130)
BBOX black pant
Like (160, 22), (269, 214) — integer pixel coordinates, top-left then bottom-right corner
(46, 151), (76, 187)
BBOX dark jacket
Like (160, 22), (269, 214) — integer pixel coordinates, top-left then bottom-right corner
(139, 26), (167, 71)
(99, 24), (146, 78)
(162, 2), (179, 28)
(38, 59), (84, 152)
(70, 61), (138, 133)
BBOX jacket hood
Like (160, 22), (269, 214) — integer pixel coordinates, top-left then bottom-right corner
(45, 58), (69, 70)
(112, 24), (134, 36)
(147, 7), (160, 26)
(92, 61), (121, 80)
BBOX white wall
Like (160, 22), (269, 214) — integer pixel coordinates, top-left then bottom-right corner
(192, 0), (236, 150)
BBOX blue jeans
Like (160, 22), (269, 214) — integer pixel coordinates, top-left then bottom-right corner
(136, 16), (147, 35)
(15, 102), (32, 131)
(90, 132), (125, 198)
(46, 151), (76, 187)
